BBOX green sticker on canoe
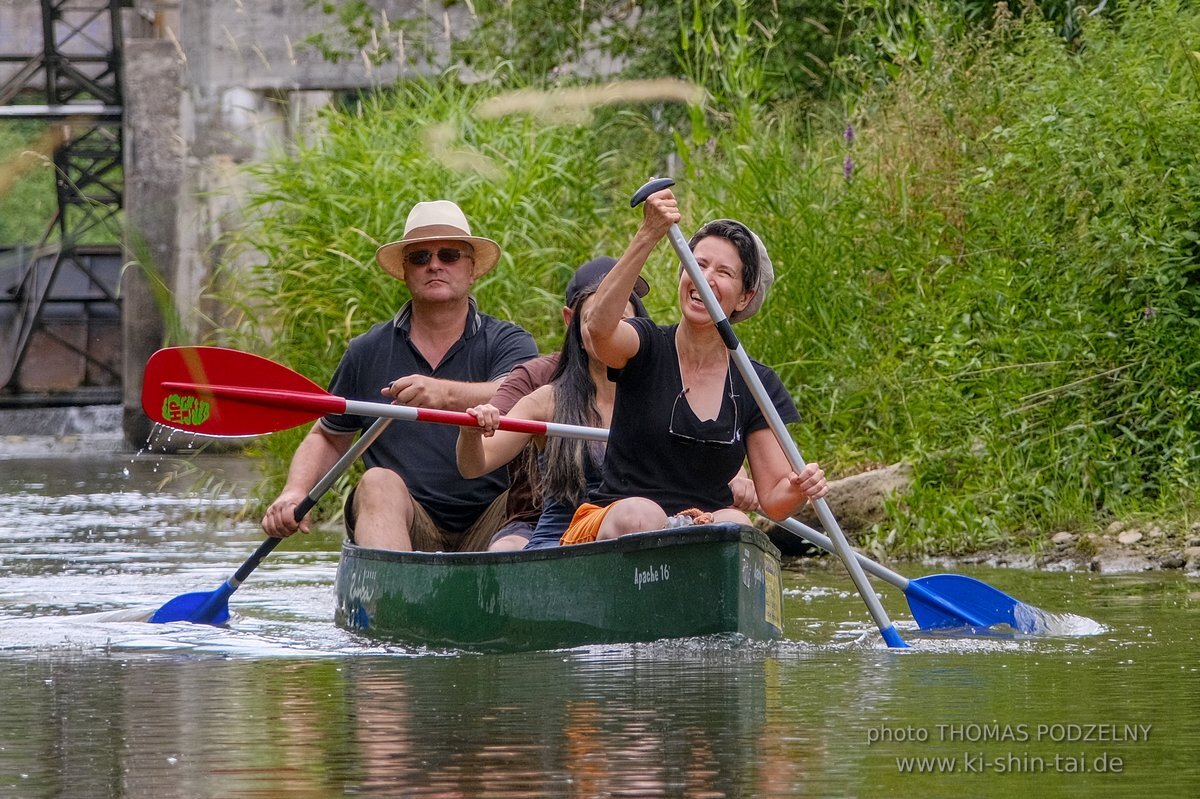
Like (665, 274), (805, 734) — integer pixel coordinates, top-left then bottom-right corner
(162, 393), (211, 427)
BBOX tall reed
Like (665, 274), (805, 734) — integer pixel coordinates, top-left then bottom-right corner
(220, 2), (1200, 549)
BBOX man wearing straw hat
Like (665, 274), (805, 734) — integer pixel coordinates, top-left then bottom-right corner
(262, 200), (538, 551)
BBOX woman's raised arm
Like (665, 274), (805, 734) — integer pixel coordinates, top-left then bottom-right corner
(583, 188), (680, 368)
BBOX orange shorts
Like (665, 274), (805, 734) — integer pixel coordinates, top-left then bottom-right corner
(560, 502), (614, 546)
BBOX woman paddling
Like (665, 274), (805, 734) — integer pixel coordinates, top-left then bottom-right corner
(561, 187), (828, 543)
(457, 257), (757, 548)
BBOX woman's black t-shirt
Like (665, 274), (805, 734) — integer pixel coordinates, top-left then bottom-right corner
(588, 317), (801, 515)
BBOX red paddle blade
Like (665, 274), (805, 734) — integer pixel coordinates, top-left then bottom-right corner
(142, 346), (339, 436)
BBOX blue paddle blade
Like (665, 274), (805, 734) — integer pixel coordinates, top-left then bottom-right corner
(904, 574), (1038, 633)
(148, 582), (234, 625)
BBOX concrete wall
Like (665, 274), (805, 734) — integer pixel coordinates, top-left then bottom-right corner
(117, 0), (469, 447)
(121, 38), (184, 447)
(3, 1), (475, 442)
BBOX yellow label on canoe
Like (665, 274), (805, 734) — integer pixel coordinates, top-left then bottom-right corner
(764, 557), (782, 631)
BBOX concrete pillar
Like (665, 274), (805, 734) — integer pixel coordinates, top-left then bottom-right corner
(121, 39), (184, 448)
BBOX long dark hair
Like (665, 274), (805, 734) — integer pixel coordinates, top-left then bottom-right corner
(542, 287), (604, 505)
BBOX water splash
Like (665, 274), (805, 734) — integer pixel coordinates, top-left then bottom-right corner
(1014, 602), (1108, 636)
(785, 585), (854, 602)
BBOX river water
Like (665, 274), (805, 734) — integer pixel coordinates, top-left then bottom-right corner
(1, 444), (1197, 797)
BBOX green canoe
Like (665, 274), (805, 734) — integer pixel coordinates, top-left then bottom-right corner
(334, 523), (785, 652)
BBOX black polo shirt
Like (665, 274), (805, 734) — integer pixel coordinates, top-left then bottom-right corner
(320, 299), (538, 532)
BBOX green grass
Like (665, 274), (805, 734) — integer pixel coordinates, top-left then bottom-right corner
(214, 1), (1200, 552)
(761, 0), (1200, 551)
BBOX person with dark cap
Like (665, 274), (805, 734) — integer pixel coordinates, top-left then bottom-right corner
(458, 256), (650, 550)
(261, 200), (537, 551)
(561, 186), (828, 544)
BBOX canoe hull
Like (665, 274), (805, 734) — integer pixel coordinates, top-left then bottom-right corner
(334, 524), (784, 651)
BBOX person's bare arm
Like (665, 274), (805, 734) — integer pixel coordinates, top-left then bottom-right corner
(744, 428), (827, 521)
(261, 425), (355, 537)
(456, 388), (550, 478)
(584, 188), (680, 368)
(728, 465), (759, 512)
(382, 375), (504, 410)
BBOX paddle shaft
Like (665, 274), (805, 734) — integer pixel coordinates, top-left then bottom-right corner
(636, 181), (905, 647)
(160, 380), (609, 441)
(218, 417), (392, 595)
(779, 517), (907, 588)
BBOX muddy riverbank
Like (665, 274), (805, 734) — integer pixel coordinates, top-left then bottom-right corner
(770, 462), (1200, 576)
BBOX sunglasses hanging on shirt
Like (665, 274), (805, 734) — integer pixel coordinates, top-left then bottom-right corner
(668, 372), (741, 448)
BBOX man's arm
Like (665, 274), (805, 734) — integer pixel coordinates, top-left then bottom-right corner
(381, 320), (539, 411)
(384, 375), (504, 410)
(261, 425), (355, 537)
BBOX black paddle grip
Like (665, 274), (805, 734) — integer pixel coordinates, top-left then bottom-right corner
(295, 495), (317, 523)
(235, 536), (282, 583)
(630, 177), (676, 207)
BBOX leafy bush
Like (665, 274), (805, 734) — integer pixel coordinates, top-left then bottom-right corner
(222, 1), (1200, 550)
(715, 0), (1200, 551)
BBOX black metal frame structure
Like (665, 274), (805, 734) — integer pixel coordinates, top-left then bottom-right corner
(0, 0), (125, 401)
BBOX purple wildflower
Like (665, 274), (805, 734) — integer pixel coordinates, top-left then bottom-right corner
(1142, 307), (1156, 319)
(843, 154), (854, 182)
(844, 123), (855, 145)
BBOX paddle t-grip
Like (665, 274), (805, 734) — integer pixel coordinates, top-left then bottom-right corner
(630, 177), (676, 207)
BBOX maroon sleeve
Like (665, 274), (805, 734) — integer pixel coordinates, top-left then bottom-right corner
(489, 353), (560, 413)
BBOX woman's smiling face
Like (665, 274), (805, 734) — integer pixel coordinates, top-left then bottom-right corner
(678, 236), (753, 324)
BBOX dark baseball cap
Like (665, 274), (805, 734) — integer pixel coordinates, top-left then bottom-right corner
(565, 256), (651, 309)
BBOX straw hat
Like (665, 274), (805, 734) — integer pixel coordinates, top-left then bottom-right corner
(375, 200), (501, 280)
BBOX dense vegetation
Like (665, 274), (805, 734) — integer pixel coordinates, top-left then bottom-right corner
(221, 0), (1198, 553)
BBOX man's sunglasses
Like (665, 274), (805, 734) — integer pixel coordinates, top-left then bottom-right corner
(404, 247), (473, 267)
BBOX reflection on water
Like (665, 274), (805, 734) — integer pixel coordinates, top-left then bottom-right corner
(0, 450), (1197, 797)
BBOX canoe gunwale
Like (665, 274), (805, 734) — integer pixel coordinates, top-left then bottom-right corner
(338, 522), (782, 564)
